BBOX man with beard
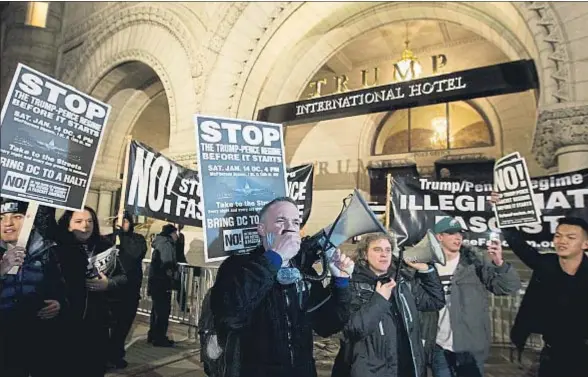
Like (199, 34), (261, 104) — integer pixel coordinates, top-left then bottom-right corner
(106, 211), (148, 369)
(210, 197), (354, 377)
(491, 192), (588, 377)
(0, 198), (66, 377)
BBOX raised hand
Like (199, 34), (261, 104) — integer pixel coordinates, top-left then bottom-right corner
(0, 245), (25, 276)
(266, 231), (301, 266)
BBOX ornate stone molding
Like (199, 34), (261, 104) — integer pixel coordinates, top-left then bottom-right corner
(90, 177), (122, 192)
(519, 2), (571, 103)
(61, 4), (202, 86)
(77, 49), (177, 129)
(533, 102), (588, 168)
(367, 159), (416, 169)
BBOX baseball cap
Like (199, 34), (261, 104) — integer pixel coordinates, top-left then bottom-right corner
(0, 198), (28, 215)
(433, 216), (465, 234)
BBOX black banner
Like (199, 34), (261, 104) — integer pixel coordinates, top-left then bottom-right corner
(287, 164), (314, 227)
(389, 168), (588, 250)
(125, 140), (314, 228)
(125, 140), (203, 226)
(257, 59), (538, 125)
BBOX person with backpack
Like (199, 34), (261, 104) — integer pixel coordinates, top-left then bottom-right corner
(210, 197), (354, 377)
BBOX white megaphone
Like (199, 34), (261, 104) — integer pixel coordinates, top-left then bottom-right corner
(394, 230), (446, 266)
(299, 189), (389, 281)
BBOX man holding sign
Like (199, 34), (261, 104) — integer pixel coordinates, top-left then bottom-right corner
(0, 198), (66, 377)
(491, 192), (588, 377)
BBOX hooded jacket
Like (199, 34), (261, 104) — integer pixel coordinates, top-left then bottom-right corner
(429, 246), (521, 359)
(332, 262), (445, 377)
(0, 231), (66, 319)
(107, 213), (147, 296)
(148, 233), (177, 293)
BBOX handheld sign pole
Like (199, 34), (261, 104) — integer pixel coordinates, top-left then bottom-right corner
(7, 201), (39, 274)
(116, 136), (133, 246)
(385, 173), (392, 229)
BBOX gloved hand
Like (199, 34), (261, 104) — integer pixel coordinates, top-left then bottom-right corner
(328, 249), (354, 278)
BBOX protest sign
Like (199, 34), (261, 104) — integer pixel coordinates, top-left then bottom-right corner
(388, 168), (587, 250)
(0, 63), (110, 210)
(287, 164), (314, 227)
(125, 140), (202, 226)
(86, 246), (118, 279)
(493, 153), (541, 227)
(194, 115), (288, 262)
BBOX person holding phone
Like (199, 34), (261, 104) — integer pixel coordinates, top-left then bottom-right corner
(429, 216), (521, 377)
(332, 232), (445, 377)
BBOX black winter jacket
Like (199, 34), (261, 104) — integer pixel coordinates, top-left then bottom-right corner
(505, 228), (588, 352)
(0, 231), (66, 318)
(107, 229), (147, 296)
(148, 233), (177, 294)
(332, 263), (445, 377)
(210, 245), (351, 377)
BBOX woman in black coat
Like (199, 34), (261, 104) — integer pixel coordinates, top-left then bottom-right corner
(37, 206), (127, 377)
(332, 233), (445, 377)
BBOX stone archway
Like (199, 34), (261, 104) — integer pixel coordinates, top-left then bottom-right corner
(198, 1), (573, 120)
(59, 4), (203, 160)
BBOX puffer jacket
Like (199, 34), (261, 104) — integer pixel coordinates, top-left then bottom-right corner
(332, 262), (445, 377)
(0, 231), (66, 318)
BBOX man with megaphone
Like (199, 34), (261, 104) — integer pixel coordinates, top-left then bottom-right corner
(210, 197), (354, 377)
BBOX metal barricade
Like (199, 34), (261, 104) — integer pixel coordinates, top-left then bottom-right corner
(137, 259), (543, 357)
(137, 260), (218, 341)
(488, 283), (543, 364)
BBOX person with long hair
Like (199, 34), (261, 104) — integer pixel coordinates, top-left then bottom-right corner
(35, 205), (127, 377)
(332, 232), (445, 377)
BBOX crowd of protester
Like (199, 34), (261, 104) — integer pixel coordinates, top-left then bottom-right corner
(0, 198), (184, 377)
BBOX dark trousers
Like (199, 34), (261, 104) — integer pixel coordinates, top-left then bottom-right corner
(0, 317), (62, 377)
(64, 318), (110, 377)
(538, 344), (588, 377)
(431, 345), (484, 377)
(148, 288), (172, 341)
(108, 292), (140, 361)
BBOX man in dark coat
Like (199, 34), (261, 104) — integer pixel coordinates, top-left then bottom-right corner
(147, 224), (178, 347)
(106, 212), (148, 368)
(0, 199), (67, 377)
(210, 197), (354, 377)
(491, 193), (588, 377)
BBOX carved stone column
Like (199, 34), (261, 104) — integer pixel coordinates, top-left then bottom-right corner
(533, 103), (588, 173)
(0, 2), (64, 108)
(90, 178), (122, 230)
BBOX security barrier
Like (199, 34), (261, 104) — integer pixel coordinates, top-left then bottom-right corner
(137, 261), (543, 356)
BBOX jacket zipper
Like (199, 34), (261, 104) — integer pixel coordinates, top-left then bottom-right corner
(283, 290), (295, 366)
(399, 285), (419, 377)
